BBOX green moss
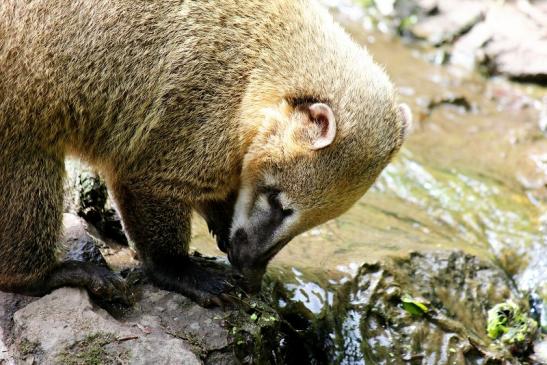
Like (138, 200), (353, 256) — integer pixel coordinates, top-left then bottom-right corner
(56, 333), (127, 365)
(18, 339), (39, 356)
(487, 301), (538, 347)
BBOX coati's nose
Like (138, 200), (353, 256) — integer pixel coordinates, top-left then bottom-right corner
(227, 228), (248, 268)
(227, 228), (266, 293)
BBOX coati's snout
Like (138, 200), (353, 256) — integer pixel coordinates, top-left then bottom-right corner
(228, 228), (281, 293)
(227, 187), (296, 293)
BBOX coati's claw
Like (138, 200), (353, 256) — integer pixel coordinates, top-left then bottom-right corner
(87, 268), (131, 305)
(145, 255), (237, 308)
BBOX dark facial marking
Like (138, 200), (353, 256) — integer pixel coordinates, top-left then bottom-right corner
(227, 188), (294, 293)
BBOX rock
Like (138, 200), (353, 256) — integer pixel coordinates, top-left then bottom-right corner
(65, 159), (128, 246)
(9, 287), (201, 364)
(448, 2), (547, 82)
(0, 337), (12, 365)
(77, 170), (128, 246)
(62, 213), (109, 267)
(0, 279), (292, 364)
(533, 339), (547, 364)
(398, 0), (547, 83)
(0, 291), (36, 365)
(480, 5), (547, 82)
(121, 285), (234, 360)
(272, 250), (539, 364)
(410, 1), (485, 45)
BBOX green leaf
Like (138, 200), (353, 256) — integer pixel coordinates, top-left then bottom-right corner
(401, 293), (429, 315)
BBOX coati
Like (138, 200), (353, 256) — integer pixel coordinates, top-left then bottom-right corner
(0, 0), (411, 306)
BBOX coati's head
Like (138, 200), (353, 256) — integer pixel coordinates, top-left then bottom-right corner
(229, 94), (412, 292)
(227, 3), (412, 292)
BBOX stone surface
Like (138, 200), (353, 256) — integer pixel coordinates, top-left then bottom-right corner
(453, 4), (547, 80)
(410, 1), (485, 45)
(533, 339), (547, 364)
(62, 213), (109, 267)
(0, 279), (288, 364)
(0, 333), (13, 365)
(406, 0), (547, 82)
(3, 288), (204, 364)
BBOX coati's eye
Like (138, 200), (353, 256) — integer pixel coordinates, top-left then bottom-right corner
(264, 188), (293, 218)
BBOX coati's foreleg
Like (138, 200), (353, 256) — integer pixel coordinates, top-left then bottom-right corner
(0, 147), (127, 303)
(195, 192), (237, 253)
(112, 183), (235, 307)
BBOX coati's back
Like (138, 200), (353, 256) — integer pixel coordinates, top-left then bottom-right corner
(0, 0), (267, 160)
(0, 0), (397, 144)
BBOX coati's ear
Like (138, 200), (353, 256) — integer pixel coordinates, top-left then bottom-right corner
(399, 103), (412, 138)
(308, 103), (336, 150)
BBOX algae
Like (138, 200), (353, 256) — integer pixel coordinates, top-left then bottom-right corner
(487, 301), (538, 354)
(400, 293), (429, 316)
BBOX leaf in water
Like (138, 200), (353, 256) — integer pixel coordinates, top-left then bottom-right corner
(401, 293), (429, 315)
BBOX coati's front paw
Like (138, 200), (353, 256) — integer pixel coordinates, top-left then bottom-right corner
(145, 255), (237, 308)
(83, 265), (132, 304)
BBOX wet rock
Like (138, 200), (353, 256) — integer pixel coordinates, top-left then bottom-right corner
(453, 4), (547, 82)
(410, 1), (485, 45)
(272, 250), (541, 364)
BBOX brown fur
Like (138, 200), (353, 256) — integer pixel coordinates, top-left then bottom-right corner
(0, 0), (408, 302)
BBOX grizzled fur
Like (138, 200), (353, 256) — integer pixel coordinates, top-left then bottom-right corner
(0, 0), (408, 305)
